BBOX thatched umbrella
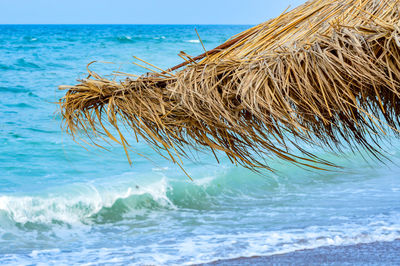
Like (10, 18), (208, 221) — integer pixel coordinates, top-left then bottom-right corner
(60, 0), (400, 173)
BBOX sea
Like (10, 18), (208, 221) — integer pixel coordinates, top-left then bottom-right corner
(0, 24), (400, 265)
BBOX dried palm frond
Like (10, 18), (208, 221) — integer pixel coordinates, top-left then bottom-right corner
(60, 0), (400, 173)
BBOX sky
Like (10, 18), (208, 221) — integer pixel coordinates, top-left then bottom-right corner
(0, 0), (306, 24)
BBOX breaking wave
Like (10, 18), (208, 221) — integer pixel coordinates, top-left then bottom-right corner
(0, 178), (175, 227)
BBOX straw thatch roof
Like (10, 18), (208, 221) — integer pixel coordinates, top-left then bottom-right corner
(60, 0), (400, 173)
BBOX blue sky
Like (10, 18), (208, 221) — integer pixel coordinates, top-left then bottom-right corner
(0, 0), (306, 24)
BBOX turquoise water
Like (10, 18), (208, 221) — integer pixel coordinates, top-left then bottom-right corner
(0, 25), (400, 265)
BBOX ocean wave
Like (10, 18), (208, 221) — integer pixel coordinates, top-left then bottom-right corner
(0, 171), (237, 227)
(15, 58), (40, 69)
(5, 103), (35, 109)
(0, 168), (262, 227)
(187, 39), (201, 43)
(154, 36), (166, 40)
(0, 178), (174, 226)
(0, 86), (30, 94)
(115, 35), (135, 43)
(23, 36), (38, 42)
(1, 213), (400, 265)
(0, 64), (14, 70)
(113, 35), (146, 43)
(112, 35), (167, 43)
(0, 158), (390, 228)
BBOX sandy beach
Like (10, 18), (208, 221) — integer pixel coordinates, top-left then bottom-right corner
(201, 240), (400, 265)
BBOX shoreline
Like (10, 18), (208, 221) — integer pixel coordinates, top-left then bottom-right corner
(199, 239), (400, 265)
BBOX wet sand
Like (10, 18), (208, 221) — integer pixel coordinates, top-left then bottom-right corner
(199, 239), (400, 265)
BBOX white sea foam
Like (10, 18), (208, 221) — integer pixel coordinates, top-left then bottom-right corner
(30, 249), (61, 258)
(174, 216), (400, 265)
(187, 39), (200, 43)
(0, 177), (174, 226)
(193, 176), (215, 186)
(152, 166), (169, 172)
(1, 214), (400, 265)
